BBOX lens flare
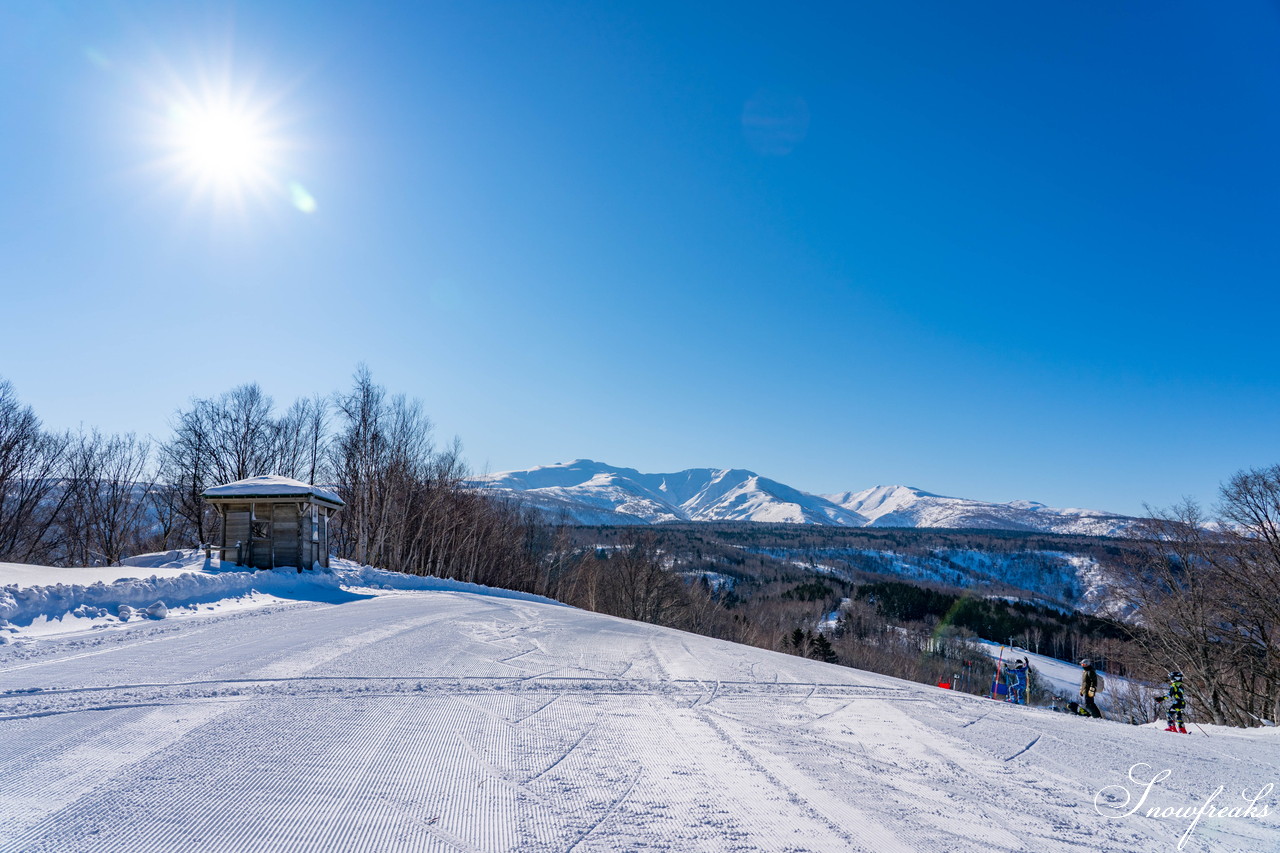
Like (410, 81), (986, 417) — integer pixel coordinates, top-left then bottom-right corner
(288, 181), (317, 214)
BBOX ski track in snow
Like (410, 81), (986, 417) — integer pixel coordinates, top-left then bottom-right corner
(0, 594), (1276, 852)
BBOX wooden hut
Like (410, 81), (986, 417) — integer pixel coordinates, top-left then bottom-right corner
(202, 476), (344, 570)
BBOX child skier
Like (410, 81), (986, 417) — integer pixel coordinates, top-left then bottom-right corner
(1154, 671), (1188, 733)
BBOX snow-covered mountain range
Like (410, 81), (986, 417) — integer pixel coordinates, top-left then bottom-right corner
(471, 460), (1142, 536)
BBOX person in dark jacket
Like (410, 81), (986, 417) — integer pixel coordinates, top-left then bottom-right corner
(1079, 659), (1103, 718)
(1155, 671), (1188, 733)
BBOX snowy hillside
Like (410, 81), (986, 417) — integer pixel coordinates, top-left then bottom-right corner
(1, 556), (1276, 852)
(825, 484), (1138, 536)
(474, 460), (1142, 536)
(755, 545), (1117, 613)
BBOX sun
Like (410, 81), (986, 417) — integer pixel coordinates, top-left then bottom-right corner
(140, 53), (314, 215)
(164, 94), (277, 198)
(170, 103), (269, 186)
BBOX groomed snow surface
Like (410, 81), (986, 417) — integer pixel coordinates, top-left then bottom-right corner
(1, 556), (1277, 852)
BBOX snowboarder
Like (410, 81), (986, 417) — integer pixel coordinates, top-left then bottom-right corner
(1079, 659), (1103, 718)
(1154, 671), (1188, 733)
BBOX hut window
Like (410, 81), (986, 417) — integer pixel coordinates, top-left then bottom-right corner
(251, 520), (271, 540)
(311, 506), (319, 542)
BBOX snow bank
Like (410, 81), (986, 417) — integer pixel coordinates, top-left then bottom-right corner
(0, 552), (564, 635)
(118, 550), (194, 569)
(0, 558), (198, 588)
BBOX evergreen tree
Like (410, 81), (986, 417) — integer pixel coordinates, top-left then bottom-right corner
(810, 633), (838, 664)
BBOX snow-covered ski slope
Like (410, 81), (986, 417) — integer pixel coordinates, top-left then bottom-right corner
(1, 567), (1277, 851)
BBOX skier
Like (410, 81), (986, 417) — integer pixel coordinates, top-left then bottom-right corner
(1079, 659), (1103, 718)
(1008, 659), (1029, 705)
(1154, 671), (1188, 733)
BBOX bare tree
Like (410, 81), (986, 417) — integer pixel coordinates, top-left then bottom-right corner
(1219, 467), (1280, 638)
(158, 383), (284, 544)
(1119, 478), (1280, 727)
(62, 431), (153, 565)
(214, 383), (279, 482)
(276, 395), (330, 484)
(1216, 467), (1280, 725)
(1119, 501), (1241, 724)
(0, 379), (71, 564)
(330, 366), (436, 567)
(145, 481), (190, 551)
(598, 533), (687, 625)
(158, 400), (216, 542)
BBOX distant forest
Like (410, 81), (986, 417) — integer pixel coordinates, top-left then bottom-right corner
(1, 372), (1277, 727)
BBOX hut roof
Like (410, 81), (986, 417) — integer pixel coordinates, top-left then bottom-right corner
(202, 475), (345, 507)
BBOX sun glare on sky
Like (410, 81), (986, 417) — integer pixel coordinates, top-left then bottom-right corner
(146, 55), (316, 216)
(170, 102), (269, 187)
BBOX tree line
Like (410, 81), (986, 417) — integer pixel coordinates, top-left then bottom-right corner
(0, 370), (544, 585)
(851, 579), (1128, 663)
(0, 379), (155, 566)
(1113, 470), (1280, 727)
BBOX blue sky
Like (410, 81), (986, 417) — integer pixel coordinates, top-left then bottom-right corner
(2, 1), (1278, 515)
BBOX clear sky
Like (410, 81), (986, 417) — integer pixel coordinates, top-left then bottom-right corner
(2, 1), (1278, 516)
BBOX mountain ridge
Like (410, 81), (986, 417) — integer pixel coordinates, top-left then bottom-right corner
(471, 460), (1142, 536)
